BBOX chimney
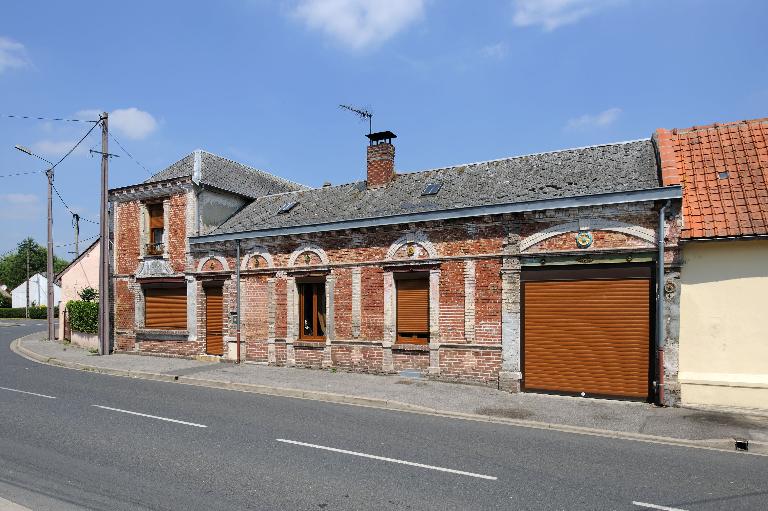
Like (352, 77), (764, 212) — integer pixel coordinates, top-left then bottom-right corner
(366, 131), (397, 188)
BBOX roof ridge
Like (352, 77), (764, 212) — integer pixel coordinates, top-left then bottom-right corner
(396, 138), (651, 176)
(665, 117), (768, 135)
(199, 149), (308, 190)
(145, 151), (196, 181)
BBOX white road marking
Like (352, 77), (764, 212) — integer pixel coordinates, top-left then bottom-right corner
(276, 438), (497, 480)
(0, 386), (56, 399)
(632, 501), (689, 511)
(92, 405), (207, 428)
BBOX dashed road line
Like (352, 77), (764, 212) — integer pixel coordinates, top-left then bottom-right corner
(277, 438), (497, 480)
(0, 386), (57, 399)
(92, 405), (207, 428)
(632, 501), (688, 511)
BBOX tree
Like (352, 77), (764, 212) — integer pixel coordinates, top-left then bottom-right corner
(0, 238), (69, 290)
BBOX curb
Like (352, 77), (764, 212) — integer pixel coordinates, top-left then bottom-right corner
(10, 334), (768, 456)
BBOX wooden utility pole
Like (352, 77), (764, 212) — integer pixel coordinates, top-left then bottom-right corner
(46, 167), (54, 341)
(72, 213), (80, 258)
(98, 113), (110, 356)
(25, 246), (30, 319)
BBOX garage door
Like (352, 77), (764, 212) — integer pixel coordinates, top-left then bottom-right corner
(523, 266), (652, 399)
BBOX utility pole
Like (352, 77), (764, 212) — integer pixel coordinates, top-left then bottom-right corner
(25, 245), (30, 319)
(98, 113), (110, 356)
(72, 213), (80, 258)
(46, 167), (54, 341)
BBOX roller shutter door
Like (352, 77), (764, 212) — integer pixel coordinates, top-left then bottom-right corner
(145, 287), (187, 330)
(523, 269), (651, 399)
(205, 286), (224, 356)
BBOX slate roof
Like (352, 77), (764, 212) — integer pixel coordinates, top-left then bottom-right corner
(145, 150), (307, 199)
(656, 118), (768, 239)
(212, 139), (661, 235)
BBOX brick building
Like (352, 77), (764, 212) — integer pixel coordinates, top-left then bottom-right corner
(111, 133), (684, 405)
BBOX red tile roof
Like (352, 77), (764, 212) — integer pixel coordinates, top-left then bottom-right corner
(655, 118), (768, 239)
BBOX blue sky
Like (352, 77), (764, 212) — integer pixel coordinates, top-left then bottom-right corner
(0, 0), (766, 258)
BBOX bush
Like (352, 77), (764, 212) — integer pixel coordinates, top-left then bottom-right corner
(66, 300), (98, 334)
(0, 306), (57, 319)
(78, 287), (97, 302)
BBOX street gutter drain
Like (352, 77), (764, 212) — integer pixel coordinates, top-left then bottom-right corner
(735, 439), (749, 451)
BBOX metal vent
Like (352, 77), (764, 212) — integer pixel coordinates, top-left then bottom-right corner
(422, 182), (442, 196)
(277, 201), (298, 214)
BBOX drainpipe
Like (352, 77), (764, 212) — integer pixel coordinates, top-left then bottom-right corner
(236, 239), (241, 364)
(655, 200), (670, 405)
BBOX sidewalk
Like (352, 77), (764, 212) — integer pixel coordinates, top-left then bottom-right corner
(12, 331), (768, 454)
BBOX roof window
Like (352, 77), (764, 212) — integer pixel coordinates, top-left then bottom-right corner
(421, 182), (443, 196)
(277, 201), (298, 214)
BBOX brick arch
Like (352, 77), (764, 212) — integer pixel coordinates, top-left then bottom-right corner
(520, 219), (657, 252)
(196, 255), (230, 272)
(240, 246), (274, 270)
(386, 231), (438, 260)
(288, 243), (329, 266)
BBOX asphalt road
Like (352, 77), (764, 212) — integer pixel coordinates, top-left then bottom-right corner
(1, 323), (767, 511)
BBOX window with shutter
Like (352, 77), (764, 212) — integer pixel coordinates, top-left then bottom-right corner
(396, 277), (429, 344)
(144, 286), (187, 330)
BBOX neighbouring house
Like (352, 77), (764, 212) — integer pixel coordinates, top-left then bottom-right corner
(11, 273), (61, 309)
(55, 238), (100, 347)
(111, 136), (684, 405)
(657, 118), (768, 410)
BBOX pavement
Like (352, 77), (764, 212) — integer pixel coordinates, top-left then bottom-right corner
(2, 322), (768, 510)
(12, 329), (768, 452)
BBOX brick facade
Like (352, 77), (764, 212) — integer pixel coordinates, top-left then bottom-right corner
(110, 150), (683, 405)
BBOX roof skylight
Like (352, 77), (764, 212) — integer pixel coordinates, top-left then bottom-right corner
(277, 201), (298, 214)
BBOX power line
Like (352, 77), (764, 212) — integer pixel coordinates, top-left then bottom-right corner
(108, 131), (152, 175)
(51, 183), (99, 224)
(54, 234), (98, 248)
(0, 169), (44, 178)
(50, 120), (101, 170)
(0, 113), (98, 123)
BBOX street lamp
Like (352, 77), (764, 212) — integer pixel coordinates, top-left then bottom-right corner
(15, 144), (56, 342)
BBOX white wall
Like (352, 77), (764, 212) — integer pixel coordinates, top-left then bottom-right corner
(679, 239), (768, 409)
(12, 274), (61, 308)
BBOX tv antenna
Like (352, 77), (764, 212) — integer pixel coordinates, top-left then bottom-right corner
(339, 104), (373, 135)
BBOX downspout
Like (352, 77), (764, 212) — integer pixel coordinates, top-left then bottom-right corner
(655, 200), (670, 405)
(236, 239), (241, 364)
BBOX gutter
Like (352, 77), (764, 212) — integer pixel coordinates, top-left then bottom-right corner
(190, 186), (682, 245)
(655, 200), (671, 405)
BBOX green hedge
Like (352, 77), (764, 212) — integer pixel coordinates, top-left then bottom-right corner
(66, 300), (98, 334)
(0, 306), (58, 319)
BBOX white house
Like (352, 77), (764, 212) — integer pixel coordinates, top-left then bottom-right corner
(11, 273), (62, 308)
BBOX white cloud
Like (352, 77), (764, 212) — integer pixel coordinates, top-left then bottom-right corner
(566, 107), (622, 130)
(512, 0), (620, 31)
(0, 194), (39, 220)
(31, 139), (87, 157)
(0, 36), (30, 73)
(76, 107), (158, 140)
(292, 0), (425, 50)
(480, 42), (508, 60)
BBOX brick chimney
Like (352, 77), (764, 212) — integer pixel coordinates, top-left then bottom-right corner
(366, 131), (397, 188)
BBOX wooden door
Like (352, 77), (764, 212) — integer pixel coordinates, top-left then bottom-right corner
(205, 286), (224, 356)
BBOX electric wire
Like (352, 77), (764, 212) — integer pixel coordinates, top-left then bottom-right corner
(108, 131), (152, 175)
(54, 234), (98, 248)
(51, 183), (99, 224)
(0, 169), (44, 178)
(0, 113), (98, 123)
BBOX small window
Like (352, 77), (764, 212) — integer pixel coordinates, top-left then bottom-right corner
(396, 277), (429, 344)
(421, 182), (442, 196)
(277, 201), (298, 214)
(147, 203), (164, 255)
(298, 282), (326, 341)
(144, 286), (187, 330)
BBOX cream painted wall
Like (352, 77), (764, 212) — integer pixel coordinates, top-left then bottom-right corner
(58, 241), (100, 342)
(679, 239), (768, 409)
